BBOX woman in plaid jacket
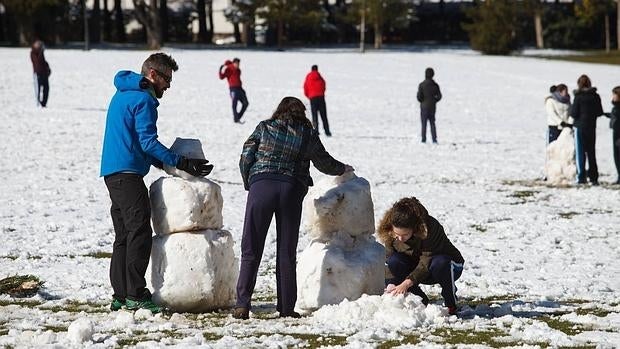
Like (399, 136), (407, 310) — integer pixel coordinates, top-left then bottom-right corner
(234, 96), (353, 320)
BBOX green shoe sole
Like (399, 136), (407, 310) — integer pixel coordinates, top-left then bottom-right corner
(125, 299), (162, 313)
(110, 298), (125, 311)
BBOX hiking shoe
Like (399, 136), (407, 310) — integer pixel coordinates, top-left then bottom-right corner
(279, 311), (302, 319)
(110, 298), (125, 311)
(232, 307), (249, 320)
(125, 298), (163, 314)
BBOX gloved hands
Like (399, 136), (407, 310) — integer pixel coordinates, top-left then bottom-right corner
(176, 157), (213, 177)
(560, 121), (572, 128)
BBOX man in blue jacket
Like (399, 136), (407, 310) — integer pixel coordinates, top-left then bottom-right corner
(100, 53), (213, 313)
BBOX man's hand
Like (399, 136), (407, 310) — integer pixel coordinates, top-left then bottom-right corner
(176, 157), (213, 177)
(388, 279), (413, 295)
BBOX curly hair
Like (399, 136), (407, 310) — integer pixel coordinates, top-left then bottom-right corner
(377, 197), (429, 249)
(271, 96), (313, 128)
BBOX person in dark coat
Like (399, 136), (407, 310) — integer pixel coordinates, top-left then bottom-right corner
(234, 96), (353, 320)
(101, 53), (213, 313)
(377, 197), (464, 316)
(417, 67), (442, 143)
(570, 74), (604, 185)
(30, 40), (51, 107)
(604, 86), (620, 184)
(219, 57), (249, 123)
(303, 65), (331, 136)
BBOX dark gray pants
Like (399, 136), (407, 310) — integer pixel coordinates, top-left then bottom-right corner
(230, 87), (249, 122)
(310, 96), (330, 135)
(104, 173), (153, 301)
(236, 179), (307, 314)
(420, 107), (437, 143)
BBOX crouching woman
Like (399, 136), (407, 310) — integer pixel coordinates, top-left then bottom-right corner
(377, 197), (464, 315)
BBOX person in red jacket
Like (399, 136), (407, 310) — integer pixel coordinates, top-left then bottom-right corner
(219, 58), (249, 123)
(30, 40), (51, 107)
(303, 65), (331, 136)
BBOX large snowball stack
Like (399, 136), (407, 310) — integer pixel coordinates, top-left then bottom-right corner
(147, 138), (238, 312)
(296, 172), (385, 311)
(545, 128), (576, 185)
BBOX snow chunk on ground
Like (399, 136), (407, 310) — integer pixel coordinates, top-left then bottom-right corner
(147, 230), (238, 312)
(303, 172), (375, 239)
(312, 294), (446, 333)
(296, 235), (385, 311)
(67, 318), (93, 344)
(164, 138), (207, 180)
(150, 176), (223, 234)
(545, 128), (576, 185)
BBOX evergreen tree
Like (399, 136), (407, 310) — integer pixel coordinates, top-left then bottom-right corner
(347, 0), (414, 49)
(463, 0), (519, 55)
(2, 0), (64, 45)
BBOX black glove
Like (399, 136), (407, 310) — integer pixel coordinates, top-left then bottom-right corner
(560, 121), (572, 128)
(176, 157), (213, 177)
(152, 159), (163, 170)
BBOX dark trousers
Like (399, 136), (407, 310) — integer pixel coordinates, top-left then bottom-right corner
(548, 126), (561, 144)
(386, 252), (463, 308)
(104, 173), (153, 301)
(574, 127), (598, 183)
(420, 107), (437, 143)
(310, 96), (330, 135)
(34, 73), (49, 107)
(236, 179), (307, 314)
(614, 130), (620, 182)
(230, 87), (249, 122)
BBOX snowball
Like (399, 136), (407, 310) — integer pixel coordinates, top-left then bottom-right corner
(113, 310), (135, 327)
(134, 308), (153, 320)
(312, 294), (444, 332)
(164, 138), (207, 180)
(545, 128), (576, 185)
(147, 230), (238, 313)
(150, 176), (223, 235)
(67, 318), (93, 344)
(296, 235), (385, 311)
(303, 172), (375, 239)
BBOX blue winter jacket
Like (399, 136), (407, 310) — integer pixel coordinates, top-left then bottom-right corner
(100, 71), (180, 177)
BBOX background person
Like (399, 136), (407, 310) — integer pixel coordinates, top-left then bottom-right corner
(30, 40), (51, 107)
(303, 65), (331, 136)
(219, 57), (249, 123)
(416, 67), (442, 143)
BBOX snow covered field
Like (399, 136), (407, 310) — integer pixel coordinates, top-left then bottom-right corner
(1, 47), (619, 348)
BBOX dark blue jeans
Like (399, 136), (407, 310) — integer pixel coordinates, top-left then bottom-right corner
(236, 178), (307, 314)
(386, 252), (463, 307)
(420, 107), (437, 143)
(310, 96), (330, 135)
(574, 127), (598, 183)
(230, 87), (249, 122)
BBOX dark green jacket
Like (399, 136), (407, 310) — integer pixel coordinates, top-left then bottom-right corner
(390, 216), (464, 284)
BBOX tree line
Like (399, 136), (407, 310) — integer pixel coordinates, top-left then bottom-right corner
(0, 0), (619, 54)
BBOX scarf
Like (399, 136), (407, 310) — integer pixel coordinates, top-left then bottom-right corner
(552, 91), (570, 104)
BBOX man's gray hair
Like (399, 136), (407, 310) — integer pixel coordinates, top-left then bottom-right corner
(141, 52), (179, 75)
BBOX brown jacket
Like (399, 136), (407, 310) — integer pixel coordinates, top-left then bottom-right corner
(378, 215), (464, 284)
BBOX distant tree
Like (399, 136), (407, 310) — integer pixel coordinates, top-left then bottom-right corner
(114, 0), (126, 42)
(2, 0), (63, 45)
(91, 0), (101, 43)
(258, 0), (324, 49)
(196, 0), (208, 43)
(159, 0), (167, 42)
(348, 0), (414, 49)
(575, 0), (614, 51)
(102, 0), (112, 41)
(133, 0), (162, 49)
(523, 0), (544, 49)
(617, 0), (620, 50)
(463, 0), (519, 55)
(224, 0), (261, 46)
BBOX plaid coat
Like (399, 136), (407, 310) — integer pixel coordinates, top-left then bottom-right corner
(240, 118), (345, 189)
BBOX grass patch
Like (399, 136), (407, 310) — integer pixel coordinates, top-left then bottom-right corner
(40, 300), (108, 314)
(83, 251), (112, 259)
(0, 299), (43, 307)
(469, 224), (488, 233)
(0, 256), (18, 260)
(291, 333), (348, 347)
(43, 325), (68, 333)
(509, 190), (538, 199)
(462, 295), (519, 307)
(253, 294), (277, 303)
(537, 316), (584, 336)
(539, 50), (620, 65)
(432, 328), (513, 347)
(377, 334), (419, 348)
(574, 308), (613, 317)
(203, 331), (224, 341)
(559, 211), (580, 219)
(0, 328), (8, 336)
(0, 275), (43, 297)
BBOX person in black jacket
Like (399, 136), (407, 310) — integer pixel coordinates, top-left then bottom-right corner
(30, 40), (51, 107)
(377, 197), (464, 316)
(417, 67), (442, 143)
(570, 75), (604, 185)
(604, 86), (620, 184)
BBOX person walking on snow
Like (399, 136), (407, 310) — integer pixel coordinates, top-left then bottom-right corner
(604, 86), (620, 184)
(378, 197), (464, 316)
(303, 65), (331, 136)
(30, 40), (51, 107)
(100, 53), (213, 314)
(570, 74), (604, 185)
(219, 57), (249, 123)
(417, 67), (442, 143)
(234, 96), (353, 320)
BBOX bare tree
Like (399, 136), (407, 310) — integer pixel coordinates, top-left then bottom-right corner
(617, 0), (620, 50)
(133, 0), (162, 49)
(114, 0), (126, 42)
(103, 0), (112, 41)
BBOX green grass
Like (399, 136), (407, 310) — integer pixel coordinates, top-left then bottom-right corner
(83, 251), (113, 259)
(469, 224), (488, 233)
(538, 50), (620, 65)
(43, 325), (68, 333)
(291, 333), (348, 347)
(575, 308), (613, 317)
(376, 334), (419, 348)
(537, 316), (584, 336)
(0, 299), (42, 307)
(39, 300), (108, 314)
(432, 328), (515, 347)
(202, 331), (224, 341)
(559, 211), (580, 219)
(461, 295), (519, 307)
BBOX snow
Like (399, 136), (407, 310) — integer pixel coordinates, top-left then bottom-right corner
(1, 46), (619, 347)
(163, 137), (207, 180)
(545, 127), (576, 185)
(149, 176), (224, 234)
(67, 317), (94, 343)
